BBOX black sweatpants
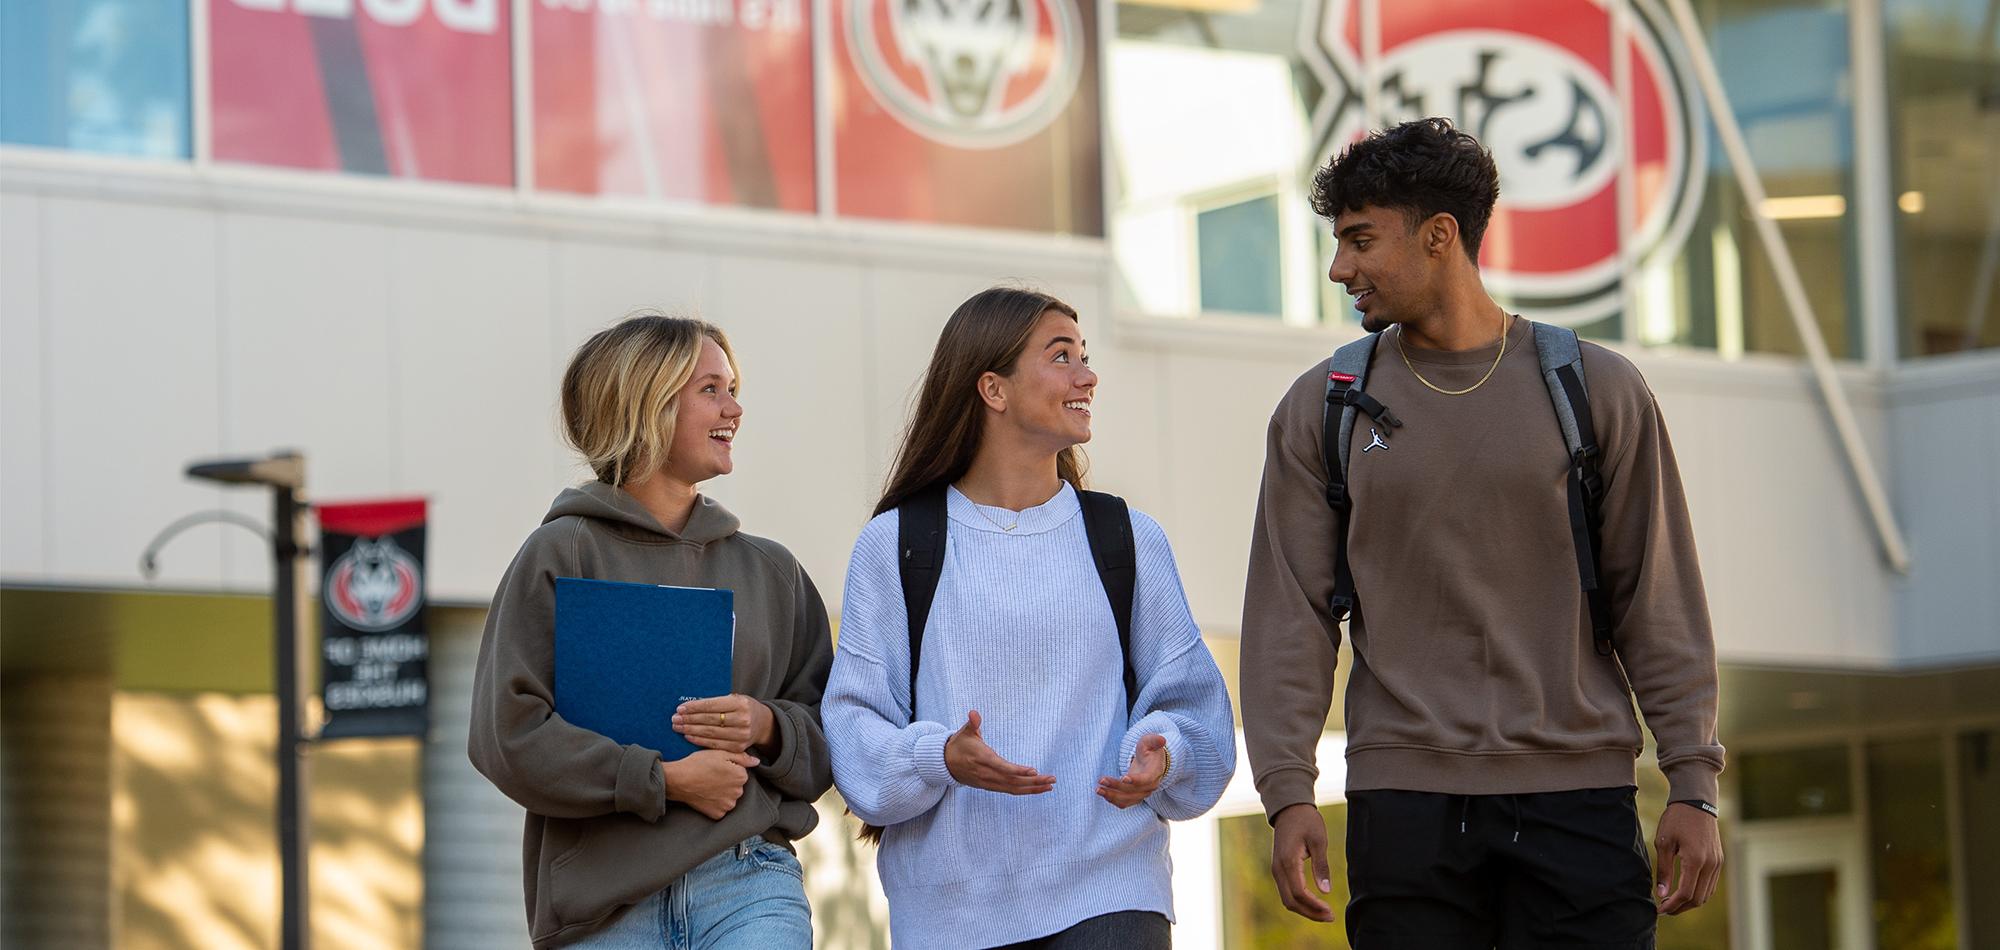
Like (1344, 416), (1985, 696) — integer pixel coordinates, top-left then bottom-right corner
(1346, 786), (1656, 949)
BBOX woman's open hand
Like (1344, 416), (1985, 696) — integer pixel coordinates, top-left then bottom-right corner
(1097, 733), (1167, 808)
(944, 710), (1056, 795)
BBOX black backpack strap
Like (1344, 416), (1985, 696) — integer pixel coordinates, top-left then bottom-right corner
(1532, 322), (1615, 657)
(1322, 333), (1393, 628)
(896, 486), (948, 718)
(1077, 490), (1139, 714)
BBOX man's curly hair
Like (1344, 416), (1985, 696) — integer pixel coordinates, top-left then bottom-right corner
(1310, 117), (1501, 263)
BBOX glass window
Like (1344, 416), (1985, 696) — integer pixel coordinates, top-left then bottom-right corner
(1218, 803), (1353, 946)
(1111, 0), (1321, 322)
(1632, 0), (1862, 358)
(1887, 0), (2000, 355)
(1, 0), (190, 159)
(1959, 730), (2000, 948)
(207, 0), (513, 186)
(531, 0), (816, 212)
(1198, 193), (1286, 316)
(1867, 736), (1957, 950)
(1737, 744), (1852, 820)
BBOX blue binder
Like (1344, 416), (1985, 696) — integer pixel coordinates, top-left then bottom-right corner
(553, 577), (735, 762)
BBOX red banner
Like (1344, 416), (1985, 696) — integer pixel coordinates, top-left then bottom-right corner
(833, 0), (1103, 234)
(209, 0), (514, 186)
(532, 0), (816, 211)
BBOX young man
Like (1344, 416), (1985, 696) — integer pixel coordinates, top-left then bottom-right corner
(1240, 118), (1725, 948)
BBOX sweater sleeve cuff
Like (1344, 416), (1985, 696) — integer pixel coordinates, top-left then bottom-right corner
(615, 743), (666, 822)
(753, 700), (801, 781)
(1257, 766), (1319, 825)
(912, 730), (958, 790)
(1663, 760), (1720, 805)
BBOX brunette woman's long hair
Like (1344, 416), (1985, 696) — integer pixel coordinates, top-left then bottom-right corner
(855, 286), (1088, 844)
(874, 287), (1088, 516)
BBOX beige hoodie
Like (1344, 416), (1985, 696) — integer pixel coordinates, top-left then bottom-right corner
(468, 481), (833, 947)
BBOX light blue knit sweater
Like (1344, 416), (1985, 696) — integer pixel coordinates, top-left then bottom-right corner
(824, 483), (1236, 949)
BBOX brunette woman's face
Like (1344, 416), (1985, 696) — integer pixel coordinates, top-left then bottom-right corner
(661, 338), (741, 486)
(991, 309), (1095, 451)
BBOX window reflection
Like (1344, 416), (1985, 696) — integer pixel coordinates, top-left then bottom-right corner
(1887, 0), (2000, 355)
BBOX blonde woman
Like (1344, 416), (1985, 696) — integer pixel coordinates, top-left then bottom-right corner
(470, 314), (832, 949)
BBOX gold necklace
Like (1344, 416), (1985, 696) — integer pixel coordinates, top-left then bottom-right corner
(969, 500), (1019, 532)
(1396, 314), (1512, 396)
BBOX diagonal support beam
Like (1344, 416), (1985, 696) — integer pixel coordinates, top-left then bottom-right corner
(1662, 0), (1913, 573)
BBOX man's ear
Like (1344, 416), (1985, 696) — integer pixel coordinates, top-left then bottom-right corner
(976, 371), (1008, 413)
(1425, 212), (1460, 258)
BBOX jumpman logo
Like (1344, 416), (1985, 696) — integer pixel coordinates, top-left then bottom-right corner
(1364, 428), (1390, 453)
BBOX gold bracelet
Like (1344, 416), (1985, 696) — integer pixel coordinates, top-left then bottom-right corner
(1160, 746), (1172, 782)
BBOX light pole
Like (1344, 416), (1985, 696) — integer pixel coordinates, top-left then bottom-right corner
(185, 451), (310, 950)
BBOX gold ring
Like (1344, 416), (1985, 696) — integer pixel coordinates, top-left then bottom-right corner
(718, 712), (727, 728)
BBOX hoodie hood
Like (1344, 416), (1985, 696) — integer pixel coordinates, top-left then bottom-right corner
(543, 480), (741, 544)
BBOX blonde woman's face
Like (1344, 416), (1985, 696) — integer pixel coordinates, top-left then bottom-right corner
(662, 338), (741, 486)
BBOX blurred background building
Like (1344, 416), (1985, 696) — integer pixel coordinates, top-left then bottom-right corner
(1, 0), (1996, 947)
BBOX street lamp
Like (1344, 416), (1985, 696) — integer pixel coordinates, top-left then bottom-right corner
(186, 450), (311, 950)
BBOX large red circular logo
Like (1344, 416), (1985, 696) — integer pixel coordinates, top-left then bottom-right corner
(849, 0), (1085, 148)
(1304, 0), (1706, 326)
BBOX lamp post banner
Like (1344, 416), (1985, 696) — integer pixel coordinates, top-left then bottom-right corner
(316, 498), (429, 739)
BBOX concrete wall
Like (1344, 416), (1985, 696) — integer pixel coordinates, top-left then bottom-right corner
(3, 152), (1996, 669)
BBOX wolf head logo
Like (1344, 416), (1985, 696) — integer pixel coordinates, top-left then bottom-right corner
(849, 0), (1084, 147)
(326, 536), (422, 633)
(890, 0), (1038, 120)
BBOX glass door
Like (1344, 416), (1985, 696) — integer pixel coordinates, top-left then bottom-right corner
(1735, 819), (1872, 950)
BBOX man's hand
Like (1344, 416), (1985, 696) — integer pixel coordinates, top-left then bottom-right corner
(945, 710), (1056, 795)
(1655, 802), (1723, 915)
(661, 749), (759, 820)
(1098, 734), (1168, 808)
(674, 694), (777, 757)
(1271, 802), (1337, 923)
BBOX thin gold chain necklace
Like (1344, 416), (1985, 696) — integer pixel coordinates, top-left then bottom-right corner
(1396, 313), (1513, 396)
(968, 500), (1019, 532)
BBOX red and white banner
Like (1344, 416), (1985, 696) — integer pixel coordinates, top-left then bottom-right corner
(1305, 0), (1705, 325)
(532, 0), (816, 210)
(834, 0), (1103, 234)
(209, 0), (514, 186)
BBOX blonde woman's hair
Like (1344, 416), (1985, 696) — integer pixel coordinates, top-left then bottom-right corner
(560, 313), (738, 486)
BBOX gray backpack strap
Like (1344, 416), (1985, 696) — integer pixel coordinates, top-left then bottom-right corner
(1532, 321), (1615, 657)
(1326, 333), (1380, 500)
(1321, 333), (1390, 625)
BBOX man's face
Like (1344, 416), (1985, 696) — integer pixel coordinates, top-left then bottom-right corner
(1326, 205), (1440, 332)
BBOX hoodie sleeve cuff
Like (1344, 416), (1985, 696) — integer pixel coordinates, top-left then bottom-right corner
(912, 730), (958, 791)
(754, 700), (801, 781)
(1257, 766), (1319, 825)
(1663, 760), (1720, 806)
(615, 744), (667, 822)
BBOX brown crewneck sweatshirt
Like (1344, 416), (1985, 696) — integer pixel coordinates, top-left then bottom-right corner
(1241, 317), (1724, 820)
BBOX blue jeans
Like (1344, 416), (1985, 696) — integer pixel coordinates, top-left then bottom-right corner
(564, 836), (813, 950)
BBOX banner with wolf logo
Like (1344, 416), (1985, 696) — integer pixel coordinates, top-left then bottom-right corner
(835, 0), (1104, 234)
(317, 499), (428, 739)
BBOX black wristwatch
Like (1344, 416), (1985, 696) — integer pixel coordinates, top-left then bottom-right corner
(1671, 799), (1719, 818)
